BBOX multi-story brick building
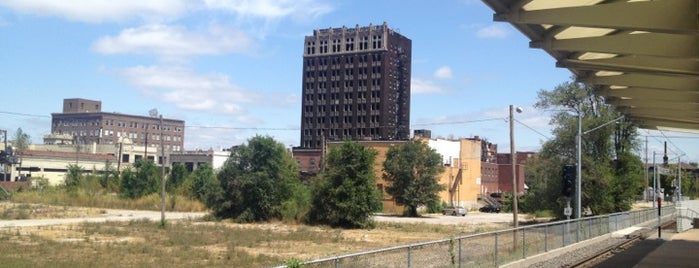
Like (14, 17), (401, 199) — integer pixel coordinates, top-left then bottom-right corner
(51, 98), (185, 152)
(496, 151), (536, 194)
(299, 22), (411, 149)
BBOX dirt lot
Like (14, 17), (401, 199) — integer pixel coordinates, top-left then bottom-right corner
(0, 202), (518, 267)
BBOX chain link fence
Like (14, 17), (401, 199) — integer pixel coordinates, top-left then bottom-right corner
(273, 206), (676, 268)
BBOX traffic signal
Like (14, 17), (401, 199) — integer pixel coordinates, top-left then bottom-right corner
(562, 165), (575, 197)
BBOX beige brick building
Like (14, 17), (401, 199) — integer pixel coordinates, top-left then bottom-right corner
(51, 98), (185, 152)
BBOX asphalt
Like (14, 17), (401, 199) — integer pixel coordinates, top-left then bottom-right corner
(594, 228), (699, 268)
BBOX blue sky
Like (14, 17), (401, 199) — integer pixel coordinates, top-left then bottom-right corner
(0, 0), (697, 163)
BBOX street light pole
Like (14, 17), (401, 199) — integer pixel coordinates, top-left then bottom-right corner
(576, 111), (624, 219)
(576, 107), (582, 219)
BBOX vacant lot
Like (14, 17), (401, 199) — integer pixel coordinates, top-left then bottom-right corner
(0, 202), (513, 267)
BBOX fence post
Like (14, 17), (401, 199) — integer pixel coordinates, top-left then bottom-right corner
(458, 238), (462, 268)
(576, 220), (580, 243)
(335, 257), (339, 268)
(563, 222), (567, 246)
(522, 229), (526, 258)
(494, 232), (499, 267)
(407, 245), (412, 268)
(544, 225), (548, 252)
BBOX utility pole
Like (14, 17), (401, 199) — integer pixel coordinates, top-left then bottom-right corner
(160, 115), (166, 225)
(509, 105), (519, 229)
(644, 136), (648, 202)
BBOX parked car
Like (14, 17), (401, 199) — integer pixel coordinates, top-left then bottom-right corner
(442, 206), (467, 216)
(479, 204), (501, 213)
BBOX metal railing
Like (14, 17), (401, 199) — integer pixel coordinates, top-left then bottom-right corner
(275, 206), (675, 268)
(676, 207), (699, 232)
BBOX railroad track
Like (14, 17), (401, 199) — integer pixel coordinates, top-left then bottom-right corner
(569, 233), (644, 268)
(570, 221), (675, 268)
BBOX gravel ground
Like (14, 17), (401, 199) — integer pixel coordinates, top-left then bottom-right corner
(0, 209), (207, 228)
(374, 212), (525, 225)
(525, 235), (625, 268)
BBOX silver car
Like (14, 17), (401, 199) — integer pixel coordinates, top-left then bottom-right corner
(442, 206), (467, 216)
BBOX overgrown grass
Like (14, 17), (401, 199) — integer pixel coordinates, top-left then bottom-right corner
(0, 220), (389, 267)
(10, 188), (207, 212)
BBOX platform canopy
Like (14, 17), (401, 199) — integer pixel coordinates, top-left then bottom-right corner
(482, 0), (699, 133)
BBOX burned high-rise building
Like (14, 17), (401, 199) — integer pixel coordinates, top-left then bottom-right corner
(300, 22), (411, 149)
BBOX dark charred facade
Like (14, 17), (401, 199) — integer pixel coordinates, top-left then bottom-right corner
(51, 98), (185, 152)
(300, 22), (411, 149)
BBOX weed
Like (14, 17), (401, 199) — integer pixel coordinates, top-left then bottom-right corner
(285, 258), (305, 268)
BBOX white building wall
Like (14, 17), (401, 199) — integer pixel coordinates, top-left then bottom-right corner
(211, 151), (230, 171)
(428, 139), (461, 165)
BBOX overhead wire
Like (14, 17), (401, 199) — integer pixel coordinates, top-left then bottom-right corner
(513, 118), (551, 140)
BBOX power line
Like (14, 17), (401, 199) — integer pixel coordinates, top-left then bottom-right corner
(0, 110), (50, 118)
(514, 118), (551, 140)
(186, 125), (299, 131)
(642, 129), (683, 157)
(411, 117), (504, 127)
(659, 130), (686, 157)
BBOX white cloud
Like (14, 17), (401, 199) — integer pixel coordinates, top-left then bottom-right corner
(0, 0), (189, 23)
(477, 24), (510, 39)
(411, 78), (443, 94)
(204, 0), (333, 21)
(434, 66), (453, 79)
(117, 65), (256, 115)
(204, 0), (333, 38)
(93, 24), (255, 60)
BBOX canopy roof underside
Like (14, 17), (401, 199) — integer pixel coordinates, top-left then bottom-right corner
(483, 0), (699, 133)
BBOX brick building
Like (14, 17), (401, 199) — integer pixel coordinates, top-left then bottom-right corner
(51, 98), (185, 152)
(299, 22), (412, 149)
(496, 151), (536, 194)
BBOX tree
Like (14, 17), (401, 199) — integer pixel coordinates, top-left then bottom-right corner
(383, 139), (445, 217)
(120, 159), (159, 199)
(168, 162), (188, 192)
(100, 160), (120, 193)
(188, 163), (221, 206)
(212, 135), (306, 222)
(64, 164), (84, 194)
(11, 128), (31, 177)
(308, 141), (381, 228)
(524, 78), (643, 217)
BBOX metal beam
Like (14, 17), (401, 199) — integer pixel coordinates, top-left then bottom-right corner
(599, 87), (699, 102)
(532, 33), (699, 59)
(628, 117), (699, 131)
(607, 99), (699, 111)
(496, 0), (699, 34)
(616, 108), (699, 122)
(579, 74), (699, 91)
(558, 56), (699, 77)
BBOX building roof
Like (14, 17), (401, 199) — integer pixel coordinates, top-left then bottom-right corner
(482, 0), (698, 133)
(51, 111), (185, 123)
(22, 149), (115, 161)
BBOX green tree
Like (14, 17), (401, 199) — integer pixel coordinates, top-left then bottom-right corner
(168, 162), (188, 192)
(188, 163), (221, 206)
(11, 128), (31, 177)
(525, 78), (643, 217)
(120, 159), (159, 199)
(100, 160), (120, 193)
(383, 139), (445, 217)
(308, 141), (381, 228)
(64, 164), (84, 195)
(212, 135), (306, 222)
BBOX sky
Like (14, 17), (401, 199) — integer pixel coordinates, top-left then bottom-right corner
(0, 0), (697, 163)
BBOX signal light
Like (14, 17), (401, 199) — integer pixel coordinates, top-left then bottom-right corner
(562, 165), (575, 197)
